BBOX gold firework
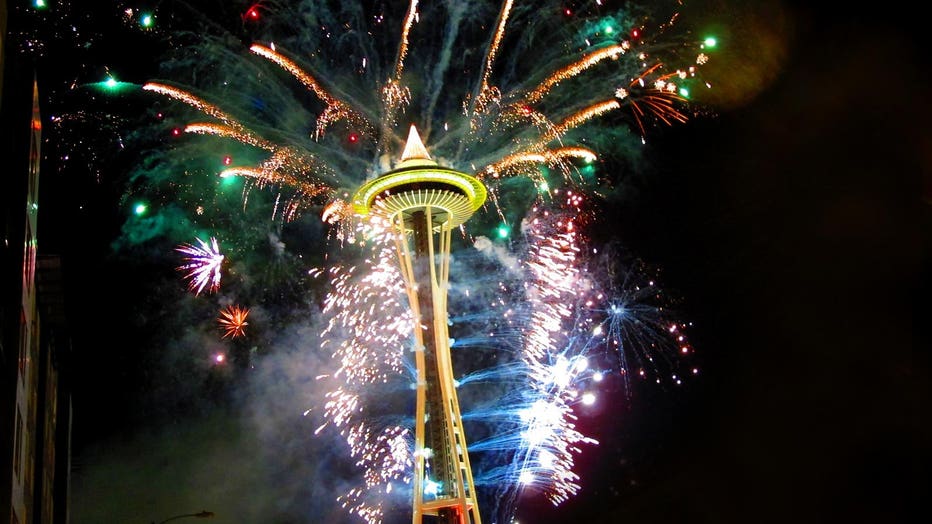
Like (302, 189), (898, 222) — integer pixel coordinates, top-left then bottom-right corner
(218, 304), (250, 339)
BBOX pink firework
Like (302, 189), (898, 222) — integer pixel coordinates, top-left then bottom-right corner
(175, 237), (224, 295)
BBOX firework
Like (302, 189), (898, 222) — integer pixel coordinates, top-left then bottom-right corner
(577, 247), (698, 393)
(129, 1), (717, 522)
(218, 304), (250, 339)
(175, 236), (224, 295)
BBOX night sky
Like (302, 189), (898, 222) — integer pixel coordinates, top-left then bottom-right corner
(7, 1), (929, 523)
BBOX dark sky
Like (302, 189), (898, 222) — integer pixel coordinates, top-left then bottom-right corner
(10, 0), (929, 523)
(590, 5), (931, 523)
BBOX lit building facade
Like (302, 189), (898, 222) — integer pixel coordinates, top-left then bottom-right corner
(1, 2), (72, 521)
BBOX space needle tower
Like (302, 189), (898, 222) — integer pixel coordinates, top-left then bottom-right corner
(352, 125), (486, 524)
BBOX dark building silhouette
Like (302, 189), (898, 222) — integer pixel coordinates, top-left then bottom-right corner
(2, 2), (72, 522)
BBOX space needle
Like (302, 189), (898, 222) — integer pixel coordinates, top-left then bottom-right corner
(353, 125), (486, 524)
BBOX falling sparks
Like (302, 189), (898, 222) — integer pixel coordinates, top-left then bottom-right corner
(517, 198), (599, 505)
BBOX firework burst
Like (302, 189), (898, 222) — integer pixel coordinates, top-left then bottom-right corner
(175, 236), (224, 295)
(577, 247), (698, 392)
(218, 304), (250, 339)
(125, 0), (720, 522)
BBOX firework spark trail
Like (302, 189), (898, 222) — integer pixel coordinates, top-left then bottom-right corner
(142, 82), (246, 131)
(219, 165), (331, 223)
(371, 0), (420, 160)
(219, 147), (335, 192)
(249, 44), (371, 139)
(457, 0), (513, 156)
(132, 1), (717, 522)
(482, 146), (598, 180)
(481, 0), (513, 87)
(539, 99), (622, 146)
(183, 122), (275, 151)
(144, 84), (346, 220)
(393, 0), (419, 82)
(250, 44), (342, 110)
(523, 44), (629, 105)
(627, 89), (689, 136)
